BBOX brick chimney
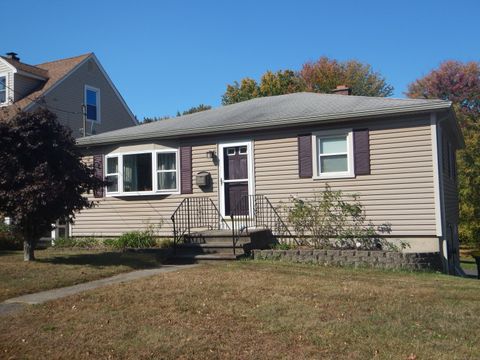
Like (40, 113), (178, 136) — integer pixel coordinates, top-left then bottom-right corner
(5, 52), (20, 61)
(331, 85), (352, 95)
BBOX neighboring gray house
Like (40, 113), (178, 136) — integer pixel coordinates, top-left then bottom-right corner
(0, 51), (137, 237)
(0, 52), (137, 137)
(75, 91), (463, 274)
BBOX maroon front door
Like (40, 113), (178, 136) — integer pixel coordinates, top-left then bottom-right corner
(223, 145), (249, 216)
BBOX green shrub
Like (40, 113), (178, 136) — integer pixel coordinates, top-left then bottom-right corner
(0, 223), (22, 250)
(284, 184), (403, 251)
(156, 238), (174, 249)
(0, 232), (22, 250)
(108, 231), (157, 250)
(54, 237), (99, 248)
(272, 242), (294, 250)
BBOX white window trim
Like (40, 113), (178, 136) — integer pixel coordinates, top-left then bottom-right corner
(312, 129), (355, 180)
(0, 73), (10, 106)
(155, 149), (180, 194)
(84, 85), (101, 123)
(105, 149), (180, 197)
(105, 155), (120, 194)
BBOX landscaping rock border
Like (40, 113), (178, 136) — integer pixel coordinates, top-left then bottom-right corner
(252, 249), (443, 271)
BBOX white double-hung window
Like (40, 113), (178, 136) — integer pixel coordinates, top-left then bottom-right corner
(0, 75), (7, 104)
(105, 156), (119, 193)
(156, 151), (178, 192)
(105, 150), (179, 196)
(313, 129), (354, 179)
(85, 85), (100, 122)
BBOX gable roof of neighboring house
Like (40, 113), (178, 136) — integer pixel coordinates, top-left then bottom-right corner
(0, 53), (136, 124)
(77, 92), (458, 147)
(0, 56), (49, 79)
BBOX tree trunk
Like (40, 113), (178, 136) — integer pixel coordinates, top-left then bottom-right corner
(23, 240), (35, 261)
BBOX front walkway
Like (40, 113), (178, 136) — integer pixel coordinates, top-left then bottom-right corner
(0, 264), (197, 315)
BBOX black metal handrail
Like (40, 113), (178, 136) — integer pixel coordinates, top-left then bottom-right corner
(171, 197), (230, 252)
(229, 194), (298, 254)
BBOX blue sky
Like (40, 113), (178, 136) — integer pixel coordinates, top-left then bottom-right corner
(4, 0), (479, 120)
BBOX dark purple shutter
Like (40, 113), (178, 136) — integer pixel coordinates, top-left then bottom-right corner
(298, 134), (312, 178)
(180, 146), (192, 194)
(93, 154), (104, 198)
(353, 129), (370, 175)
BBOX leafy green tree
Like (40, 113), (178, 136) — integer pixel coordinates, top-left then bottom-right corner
(406, 60), (480, 246)
(222, 78), (260, 105)
(222, 57), (393, 105)
(181, 104), (212, 115)
(300, 57), (393, 96)
(142, 115), (170, 123)
(0, 109), (105, 261)
(143, 104), (212, 123)
(258, 70), (306, 97)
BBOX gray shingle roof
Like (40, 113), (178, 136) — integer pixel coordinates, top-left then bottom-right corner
(77, 92), (451, 146)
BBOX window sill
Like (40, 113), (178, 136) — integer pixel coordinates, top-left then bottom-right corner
(313, 173), (355, 180)
(105, 190), (180, 197)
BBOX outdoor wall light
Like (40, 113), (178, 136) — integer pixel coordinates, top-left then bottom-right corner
(206, 150), (215, 159)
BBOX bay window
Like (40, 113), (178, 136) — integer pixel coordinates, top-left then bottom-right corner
(105, 150), (179, 196)
(313, 129), (354, 179)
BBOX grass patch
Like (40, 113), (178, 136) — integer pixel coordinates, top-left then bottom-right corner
(460, 246), (479, 272)
(0, 248), (167, 302)
(1, 261), (479, 359)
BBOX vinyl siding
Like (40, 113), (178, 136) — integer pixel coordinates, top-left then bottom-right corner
(0, 61), (13, 105)
(28, 58), (136, 137)
(440, 126), (459, 226)
(254, 117), (436, 236)
(12, 74), (42, 102)
(72, 141), (218, 237)
(72, 115), (437, 238)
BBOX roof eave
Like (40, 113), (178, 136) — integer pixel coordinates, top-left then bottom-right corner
(76, 102), (452, 148)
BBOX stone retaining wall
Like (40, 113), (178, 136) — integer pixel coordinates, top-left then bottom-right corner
(252, 249), (443, 271)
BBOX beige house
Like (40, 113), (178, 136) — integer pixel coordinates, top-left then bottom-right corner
(0, 51), (137, 237)
(75, 91), (463, 274)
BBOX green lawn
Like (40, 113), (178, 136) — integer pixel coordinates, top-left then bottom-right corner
(1, 260), (479, 359)
(0, 248), (166, 302)
(461, 256), (477, 271)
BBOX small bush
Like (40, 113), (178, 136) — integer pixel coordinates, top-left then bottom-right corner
(0, 223), (22, 250)
(108, 231), (157, 250)
(272, 242), (294, 250)
(157, 238), (174, 249)
(0, 232), (22, 250)
(54, 237), (99, 248)
(284, 184), (403, 251)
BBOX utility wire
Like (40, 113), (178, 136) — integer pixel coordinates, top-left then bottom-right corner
(2, 82), (83, 115)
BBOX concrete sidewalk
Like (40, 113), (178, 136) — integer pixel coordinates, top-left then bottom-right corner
(0, 264), (197, 315)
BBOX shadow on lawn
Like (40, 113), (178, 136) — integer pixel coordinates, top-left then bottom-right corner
(36, 251), (166, 269)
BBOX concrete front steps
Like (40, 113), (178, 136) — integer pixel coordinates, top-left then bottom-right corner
(172, 229), (273, 262)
